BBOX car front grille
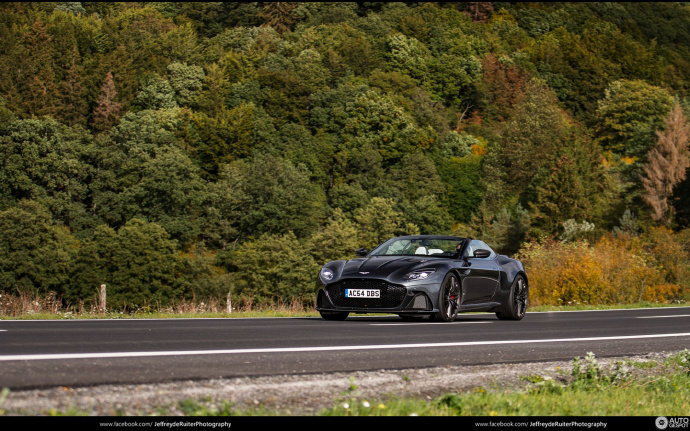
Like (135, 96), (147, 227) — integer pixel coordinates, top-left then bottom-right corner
(326, 278), (407, 309)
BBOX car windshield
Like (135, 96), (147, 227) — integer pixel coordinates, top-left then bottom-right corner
(369, 238), (465, 258)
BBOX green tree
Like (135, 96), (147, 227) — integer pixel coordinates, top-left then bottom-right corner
(483, 204), (531, 255)
(0, 200), (76, 296)
(167, 62), (205, 106)
(59, 45), (88, 127)
(187, 103), (277, 176)
(354, 197), (420, 249)
(68, 219), (182, 309)
(528, 138), (612, 238)
(0, 117), (97, 231)
(225, 155), (327, 239)
(115, 145), (208, 245)
(133, 74), (177, 110)
(437, 152), (484, 223)
(222, 231), (319, 303)
(494, 78), (572, 196)
(596, 79), (675, 161)
(18, 19), (61, 118)
(307, 208), (361, 264)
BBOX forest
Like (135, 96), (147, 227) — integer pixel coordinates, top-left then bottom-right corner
(0, 2), (689, 312)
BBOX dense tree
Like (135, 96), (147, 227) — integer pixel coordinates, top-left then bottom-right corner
(0, 117), (96, 231)
(307, 208), (361, 264)
(641, 103), (690, 224)
(354, 197), (419, 249)
(596, 79), (675, 161)
(221, 231), (319, 302)
(68, 218), (182, 309)
(226, 155), (327, 239)
(492, 78), (572, 196)
(528, 137), (612, 237)
(0, 2), (688, 308)
(91, 71), (123, 133)
(19, 19), (61, 118)
(166, 62), (205, 106)
(133, 74), (177, 110)
(0, 200), (76, 296)
(258, 2), (297, 34)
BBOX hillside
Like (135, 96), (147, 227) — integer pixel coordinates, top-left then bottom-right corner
(0, 2), (688, 310)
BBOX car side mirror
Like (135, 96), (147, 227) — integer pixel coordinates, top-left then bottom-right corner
(473, 249), (491, 259)
(355, 247), (368, 257)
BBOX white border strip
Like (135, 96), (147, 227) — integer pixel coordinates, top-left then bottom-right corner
(1, 332), (689, 362)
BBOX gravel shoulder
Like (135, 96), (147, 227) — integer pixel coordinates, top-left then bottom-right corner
(1, 351), (681, 416)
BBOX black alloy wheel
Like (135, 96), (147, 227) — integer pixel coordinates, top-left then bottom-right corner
(434, 273), (461, 322)
(496, 275), (528, 321)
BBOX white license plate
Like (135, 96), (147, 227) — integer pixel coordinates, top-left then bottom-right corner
(345, 289), (380, 298)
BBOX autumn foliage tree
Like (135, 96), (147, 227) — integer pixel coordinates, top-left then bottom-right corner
(91, 71), (122, 133)
(641, 103), (690, 224)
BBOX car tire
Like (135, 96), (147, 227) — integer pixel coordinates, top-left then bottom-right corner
(434, 273), (461, 322)
(496, 275), (528, 321)
(319, 310), (349, 321)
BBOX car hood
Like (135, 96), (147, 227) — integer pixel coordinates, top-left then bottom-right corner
(340, 255), (439, 279)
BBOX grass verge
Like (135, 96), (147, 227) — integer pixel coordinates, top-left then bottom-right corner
(161, 351), (690, 417)
(321, 352), (690, 416)
(1, 301), (688, 320)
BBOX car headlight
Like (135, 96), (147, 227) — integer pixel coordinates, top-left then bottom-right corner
(406, 269), (436, 280)
(320, 267), (334, 282)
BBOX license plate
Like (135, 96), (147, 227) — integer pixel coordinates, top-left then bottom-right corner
(345, 289), (380, 298)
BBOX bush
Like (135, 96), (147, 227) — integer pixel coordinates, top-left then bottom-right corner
(516, 230), (689, 306)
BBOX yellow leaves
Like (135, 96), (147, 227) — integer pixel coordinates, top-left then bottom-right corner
(471, 143), (487, 156)
(517, 233), (687, 306)
(641, 284), (681, 303)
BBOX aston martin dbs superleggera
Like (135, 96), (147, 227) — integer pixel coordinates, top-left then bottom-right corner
(316, 235), (528, 322)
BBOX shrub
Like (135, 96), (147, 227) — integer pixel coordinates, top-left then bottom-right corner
(516, 231), (689, 306)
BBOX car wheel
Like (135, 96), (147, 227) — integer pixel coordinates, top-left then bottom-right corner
(319, 310), (349, 321)
(434, 273), (461, 322)
(496, 275), (528, 321)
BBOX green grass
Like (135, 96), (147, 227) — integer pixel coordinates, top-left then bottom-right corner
(1, 302), (688, 320)
(0, 310), (320, 320)
(320, 373), (690, 416)
(319, 351), (690, 417)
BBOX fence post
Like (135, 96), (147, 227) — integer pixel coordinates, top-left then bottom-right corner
(226, 290), (232, 314)
(98, 284), (107, 314)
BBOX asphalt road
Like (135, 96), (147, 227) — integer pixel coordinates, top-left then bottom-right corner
(0, 307), (689, 390)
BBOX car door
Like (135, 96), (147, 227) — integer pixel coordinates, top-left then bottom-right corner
(461, 240), (500, 303)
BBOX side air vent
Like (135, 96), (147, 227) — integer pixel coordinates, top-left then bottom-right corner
(407, 293), (431, 310)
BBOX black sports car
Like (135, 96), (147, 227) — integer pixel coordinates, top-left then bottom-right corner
(316, 235), (528, 322)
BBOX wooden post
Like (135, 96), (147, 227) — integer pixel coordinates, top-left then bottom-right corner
(99, 284), (107, 314)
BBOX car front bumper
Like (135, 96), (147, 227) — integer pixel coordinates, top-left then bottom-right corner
(316, 278), (439, 314)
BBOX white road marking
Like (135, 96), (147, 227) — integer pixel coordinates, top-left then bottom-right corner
(636, 315), (690, 319)
(1, 332), (689, 362)
(0, 330), (6, 332)
(371, 321), (493, 326)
